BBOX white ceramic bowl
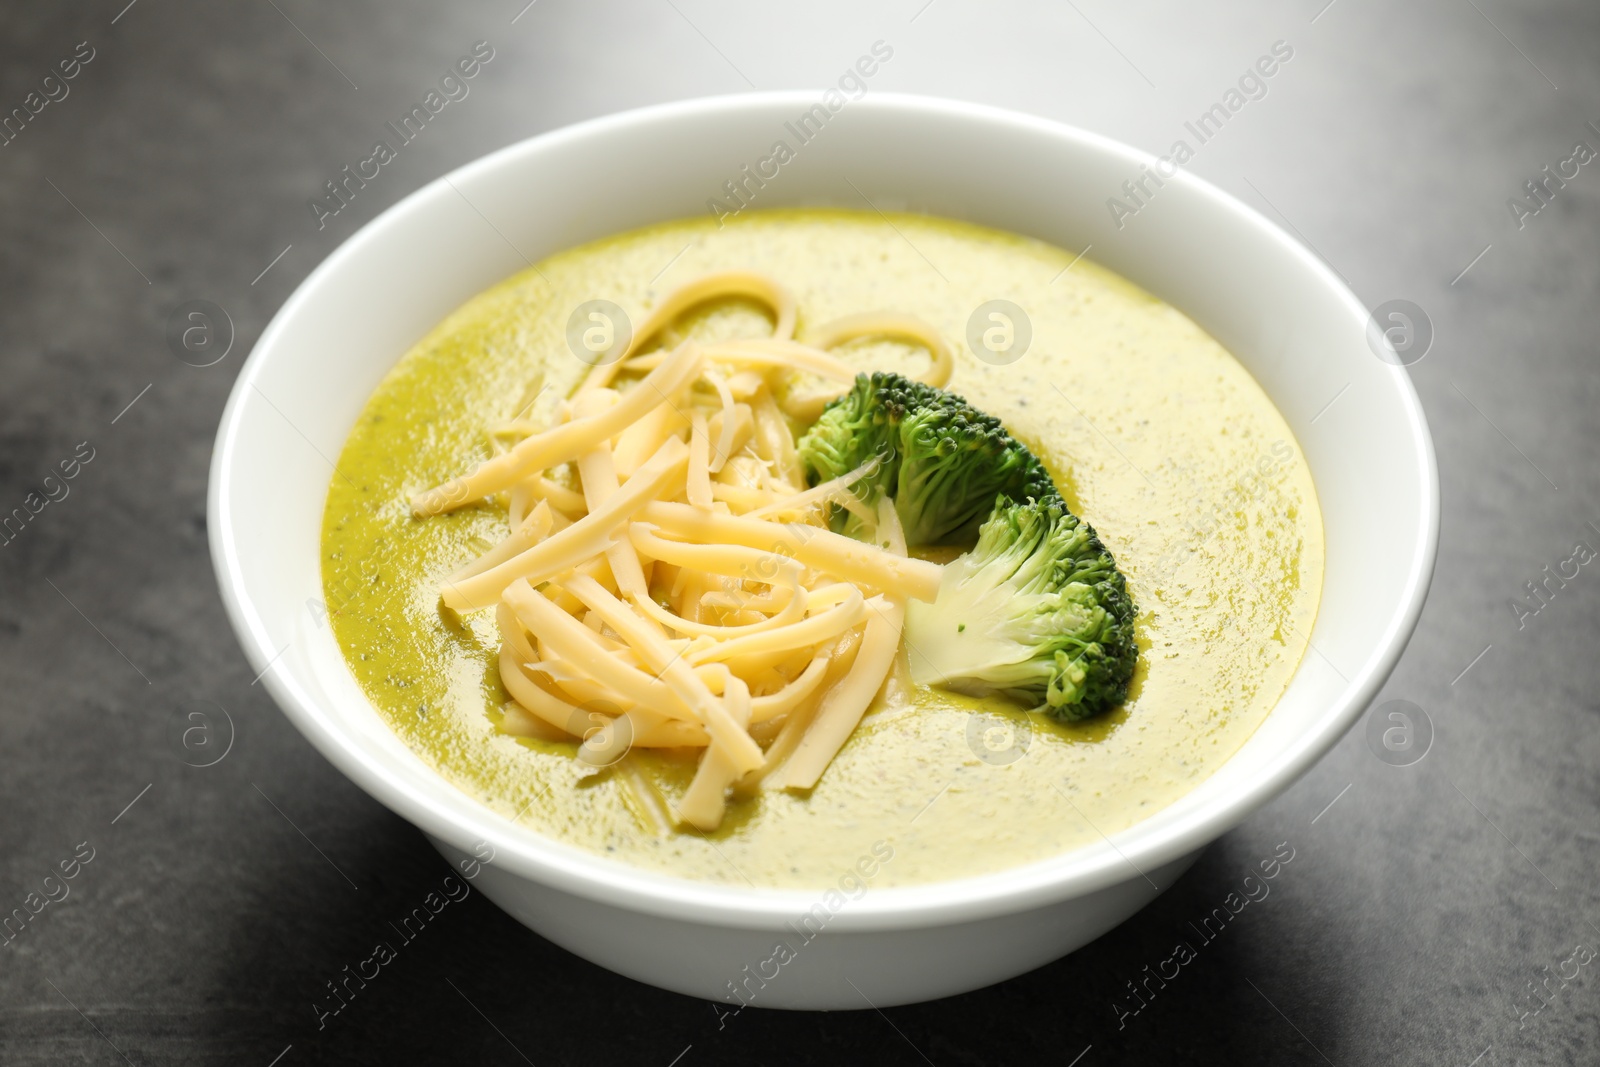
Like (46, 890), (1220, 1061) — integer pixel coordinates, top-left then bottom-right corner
(209, 92), (1437, 1009)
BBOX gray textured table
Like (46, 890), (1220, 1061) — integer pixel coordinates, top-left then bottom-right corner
(3, 1), (1597, 1064)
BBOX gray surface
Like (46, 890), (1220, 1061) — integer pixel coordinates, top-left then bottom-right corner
(2, 0), (1597, 1063)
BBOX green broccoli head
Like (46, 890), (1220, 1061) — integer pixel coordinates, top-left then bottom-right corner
(800, 372), (1138, 718)
(904, 497), (1138, 720)
(798, 372), (1058, 544)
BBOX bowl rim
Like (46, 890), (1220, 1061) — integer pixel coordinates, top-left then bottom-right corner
(209, 90), (1439, 931)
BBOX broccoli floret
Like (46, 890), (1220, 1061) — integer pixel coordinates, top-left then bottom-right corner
(798, 372), (1056, 544)
(904, 497), (1137, 720)
(799, 373), (1138, 718)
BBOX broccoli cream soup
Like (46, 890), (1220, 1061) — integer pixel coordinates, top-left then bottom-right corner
(322, 209), (1323, 888)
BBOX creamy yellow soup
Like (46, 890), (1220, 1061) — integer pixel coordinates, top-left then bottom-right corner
(321, 209), (1323, 888)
